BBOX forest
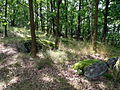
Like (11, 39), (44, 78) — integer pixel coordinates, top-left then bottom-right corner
(0, 0), (120, 90)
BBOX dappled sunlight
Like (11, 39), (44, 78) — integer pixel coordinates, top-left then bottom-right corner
(0, 26), (119, 89)
(97, 82), (107, 90)
(0, 82), (6, 90)
(41, 74), (54, 82)
(7, 77), (19, 86)
(10, 27), (31, 38)
(47, 50), (68, 63)
(37, 52), (45, 59)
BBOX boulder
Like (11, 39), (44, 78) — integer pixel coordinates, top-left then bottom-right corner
(17, 40), (43, 53)
(107, 57), (119, 67)
(84, 61), (108, 79)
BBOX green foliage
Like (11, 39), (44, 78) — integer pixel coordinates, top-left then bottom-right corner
(106, 66), (120, 82)
(61, 38), (73, 45)
(72, 59), (100, 70)
(76, 69), (83, 75)
(103, 73), (113, 80)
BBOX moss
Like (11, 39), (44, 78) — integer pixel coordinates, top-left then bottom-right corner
(72, 59), (100, 70)
(40, 39), (55, 49)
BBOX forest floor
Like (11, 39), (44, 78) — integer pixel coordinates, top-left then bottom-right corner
(0, 27), (120, 90)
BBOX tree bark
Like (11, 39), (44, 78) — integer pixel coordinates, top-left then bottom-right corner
(65, 0), (68, 38)
(40, 1), (44, 32)
(28, 0), (37, 57)
(77, 0), (81, 39)
(55, 0), (62, 49)
(92, 0), (99, 52)
(102, 0), (109, 42)
(46, 0), (49, 34)
(89, 0), (93, 41)
(35, 0), (39, 31)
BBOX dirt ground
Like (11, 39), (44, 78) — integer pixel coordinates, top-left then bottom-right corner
(0, 43), (120, 90)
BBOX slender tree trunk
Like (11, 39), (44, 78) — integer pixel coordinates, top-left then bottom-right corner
(65, 0), (68, 38)
(77, 0), (81, 39)
(40, 2), (44, 32)
(102, 0), (109, 42)
(89, 0), (93, 41)
(35, 0), (39, 30)
(50, 0), (53, 34)
(4, 0), (8, 37)
(92, 0), (99, 52)
(28, 0), (37, 57)
(46, 0), (49, 34)
(70, 10), (74, 38)
(55, 0), (62, 49)
(53, 0), (56, 35)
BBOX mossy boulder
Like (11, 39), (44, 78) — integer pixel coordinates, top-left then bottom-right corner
(84, 61), (108, 79)
(73, 59), (100, 70)
(40, 39), (55, 49)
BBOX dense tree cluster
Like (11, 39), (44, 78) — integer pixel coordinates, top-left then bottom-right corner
(0, 0), (120, 56)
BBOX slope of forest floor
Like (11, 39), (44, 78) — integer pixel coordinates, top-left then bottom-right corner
(0, 27), (120, 90)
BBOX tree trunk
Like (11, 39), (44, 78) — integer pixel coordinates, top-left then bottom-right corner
(40, 2), (44, 32)
(102, 0), (109, 42)
(35, 0), (39, 31)
(65, 0), (68, 38)
(28, 0), (37, 57)
(89, 0), (93, 41)
(92, 0), (99, 52)
(77, 0), (81, 39)
(53, 0), (56, 35)
(4, 0), (8, 37)
(55, 0), (62, 49)
(46, 0), (49, 34)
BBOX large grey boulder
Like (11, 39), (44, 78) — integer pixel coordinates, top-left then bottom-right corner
(84, 61), (108, 79)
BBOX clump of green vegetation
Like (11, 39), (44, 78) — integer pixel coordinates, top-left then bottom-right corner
(103, 73), (113, 80)
(72, 59), (100, 70)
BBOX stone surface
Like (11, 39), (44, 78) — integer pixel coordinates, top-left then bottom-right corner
(107, 57), (119, 67)
(84, 61), (108, 79)
(17, 40), (43, 53)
